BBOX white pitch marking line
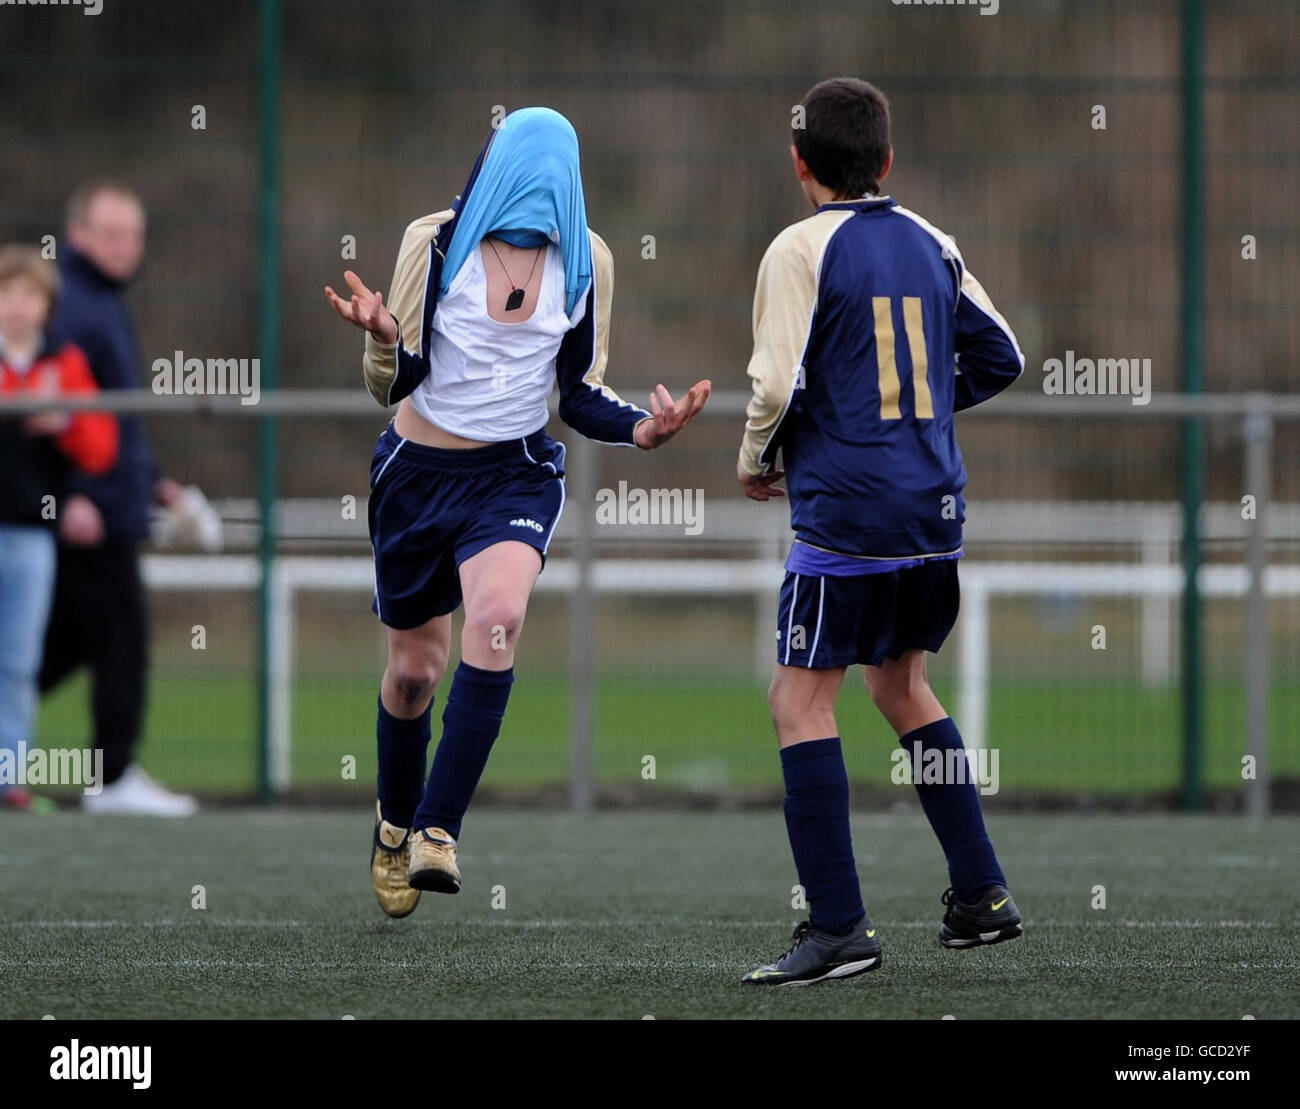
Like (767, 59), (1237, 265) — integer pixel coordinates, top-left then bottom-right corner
(0, 919), (314, 929)
(1, 918), (1291, 930)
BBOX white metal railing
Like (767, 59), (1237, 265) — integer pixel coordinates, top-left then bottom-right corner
(206, 494), (1300, 692)
(141, 553), (1300, 793)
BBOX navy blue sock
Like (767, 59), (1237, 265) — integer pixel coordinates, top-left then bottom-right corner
(900, 717), (1005, 901)
(780, 737), (866, 936)
(376, 694), (431, 829)
(413, 662), (514, 838)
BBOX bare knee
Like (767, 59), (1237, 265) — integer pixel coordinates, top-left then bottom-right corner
(864, 673), (908, 719)
(767, 677), (801, 735)
(863, 657), (944, 735)
(464, 596), (527, 657)
(767, 667), (840, 745)
(385, 641), (448, 711)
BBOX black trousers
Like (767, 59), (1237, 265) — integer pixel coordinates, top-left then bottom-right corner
(38, 540), (148, 785)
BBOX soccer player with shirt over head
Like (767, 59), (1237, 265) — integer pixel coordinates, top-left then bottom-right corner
(326, 107), (710, 918)
(738, 78), (1026, 986)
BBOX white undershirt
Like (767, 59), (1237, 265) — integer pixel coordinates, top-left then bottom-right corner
(408, 243), (580, 441)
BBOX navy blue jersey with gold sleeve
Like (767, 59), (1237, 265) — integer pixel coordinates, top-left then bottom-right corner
(739, 196), (1023, 562)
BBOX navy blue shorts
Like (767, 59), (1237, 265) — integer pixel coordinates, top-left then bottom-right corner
(368, 424), (566, 630)
(775, 559), (960, 670)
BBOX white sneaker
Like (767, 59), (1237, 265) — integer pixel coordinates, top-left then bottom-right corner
(82, 765), (198, 817)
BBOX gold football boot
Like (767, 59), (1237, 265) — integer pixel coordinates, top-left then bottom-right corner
(407, 826), (462, 894)
(370, 801), (421, 918)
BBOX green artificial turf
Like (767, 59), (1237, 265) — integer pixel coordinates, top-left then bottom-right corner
(1, 811), (1296, 1019)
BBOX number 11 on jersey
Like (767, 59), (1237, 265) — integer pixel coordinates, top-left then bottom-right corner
(872, 295), (933, 420)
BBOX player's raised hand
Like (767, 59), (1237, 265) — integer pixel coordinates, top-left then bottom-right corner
(324, 270), (398, 344)
(737, 463), (786, 501)
(633, 380), (711, 450)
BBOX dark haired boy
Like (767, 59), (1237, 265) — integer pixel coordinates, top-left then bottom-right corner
(738, 78), (1026, 985)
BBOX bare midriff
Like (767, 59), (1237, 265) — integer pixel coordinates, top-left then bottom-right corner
(393, 397), (492, 449)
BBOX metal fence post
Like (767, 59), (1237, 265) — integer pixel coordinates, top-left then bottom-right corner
(1179, 0), (1206, 811)
(755, 534), (781, 682)
(255, 0), (282, 803)
(1243, 400), (1272, 816)
(567, 434), (596, 812)
(958, 574), (991, 751)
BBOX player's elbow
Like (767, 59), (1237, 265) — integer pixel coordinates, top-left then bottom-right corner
(557, 390), (590, 433)
(1008, 344), (1026, 378)
(363, 356), (395, 407)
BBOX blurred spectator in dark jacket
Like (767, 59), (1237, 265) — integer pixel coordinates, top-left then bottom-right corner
(40, 179), (197, 816)
(0, 244), (118, 813)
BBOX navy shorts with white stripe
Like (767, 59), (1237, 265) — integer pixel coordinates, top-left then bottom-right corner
(367, 422), (566, 630)
(775, 560), (961, 670)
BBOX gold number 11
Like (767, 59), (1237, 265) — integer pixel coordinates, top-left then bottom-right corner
(872, 296), (933, 420)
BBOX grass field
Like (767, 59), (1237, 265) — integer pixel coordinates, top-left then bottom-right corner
(36, 672), (1300, 796)
(2, 810), (1296, 1019)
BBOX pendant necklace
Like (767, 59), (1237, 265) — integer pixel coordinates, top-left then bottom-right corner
(486, 239), (544, 312)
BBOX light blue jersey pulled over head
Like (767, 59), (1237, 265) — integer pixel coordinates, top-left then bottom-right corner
(439, 107), (592, 321)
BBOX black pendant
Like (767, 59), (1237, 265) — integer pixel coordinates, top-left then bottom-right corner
(505, 287), (525, 311)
